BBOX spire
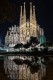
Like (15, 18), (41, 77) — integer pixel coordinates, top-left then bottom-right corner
(33, 6), (37, 25)
(20, 6), (23, 26)
(30, 2), (32, 23)
(40, 28), (44, 36)
(20, 6), (22, 17)
(33, 6), (35, 18)
(23, 2), (26, 23)
(42, 28), (44, 35)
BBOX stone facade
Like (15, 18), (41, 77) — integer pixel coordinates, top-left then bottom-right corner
(4, 56), (46, 80)
(5, 2), (45, 47)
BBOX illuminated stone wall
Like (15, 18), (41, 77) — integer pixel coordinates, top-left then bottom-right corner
(5, 2), (46, 47)
(4, 56), (46, 80)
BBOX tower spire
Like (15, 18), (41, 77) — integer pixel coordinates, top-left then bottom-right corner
(42, 28), (44, 35)
(33, 6), (35, 17)
(23, 2), (26, 23)
(32, 5), (37, 37)
(20, 6), (23, 26)
(30, 2), (32, 23)
(33, 6), (37, 25)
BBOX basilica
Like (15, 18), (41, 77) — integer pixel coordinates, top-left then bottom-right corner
(4, 2), (47, 80)
(5, 2), (46, 47)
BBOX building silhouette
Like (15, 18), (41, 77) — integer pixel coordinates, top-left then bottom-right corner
(4, 2), (47, 80)
(5, 2), (46, 47)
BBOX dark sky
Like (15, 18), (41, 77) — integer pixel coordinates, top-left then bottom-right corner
(0, 0), (53, 44)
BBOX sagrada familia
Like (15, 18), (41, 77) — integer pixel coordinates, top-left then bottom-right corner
(4, 2), (46, 80)
(5, 2), (46, 47)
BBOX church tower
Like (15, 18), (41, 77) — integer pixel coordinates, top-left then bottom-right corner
(20, 2), (27, 44)
(23, 2), (26, 24)
(30, 2), (33, 24)
(32, 6), (37, 37)
(33, 6), (36, 25)
(30, 2), (33, 36)
(20, 6), (23, 26)
(22, 2), (26, 37)
(30, 2), (37, 37)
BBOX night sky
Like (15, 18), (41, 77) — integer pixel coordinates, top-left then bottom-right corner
(0, 0), (53, 44)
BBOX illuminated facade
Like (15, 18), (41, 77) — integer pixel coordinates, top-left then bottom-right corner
(4, 56), (46, 80)
(5, 2), (46, 47)
(20, 2), (38, 44)
(5, 25), (20, 47)
(4, 2), (46, 80)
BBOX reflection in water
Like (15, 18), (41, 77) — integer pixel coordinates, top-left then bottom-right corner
(4, 55), (46, 80)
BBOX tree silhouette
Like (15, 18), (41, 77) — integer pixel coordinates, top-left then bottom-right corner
(14, 43), (23, 48)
